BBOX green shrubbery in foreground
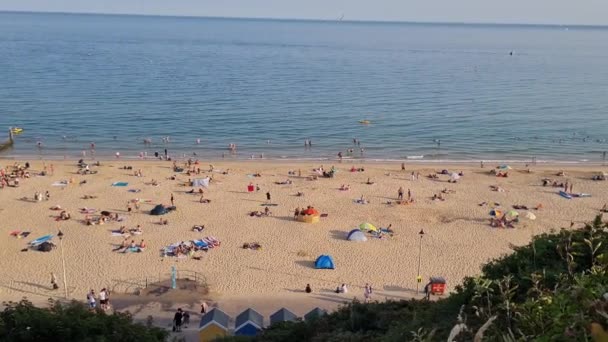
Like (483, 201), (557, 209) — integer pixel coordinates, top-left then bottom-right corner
(0, 299), (168, 342)
(232, 215), (608, 341)
(2, 216), (608, 341)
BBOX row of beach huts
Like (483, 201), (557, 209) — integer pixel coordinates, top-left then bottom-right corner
(198, 307), (326, 341)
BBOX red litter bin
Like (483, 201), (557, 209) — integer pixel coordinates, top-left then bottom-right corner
(247, 184), (255, 192)
(430, 277), (446, 295)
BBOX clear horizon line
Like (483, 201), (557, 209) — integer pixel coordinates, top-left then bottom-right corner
(1, 10), (608, 28)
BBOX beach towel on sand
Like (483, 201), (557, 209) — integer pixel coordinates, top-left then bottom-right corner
(112, 182), (129, 187)
(29, 234), (53, 246)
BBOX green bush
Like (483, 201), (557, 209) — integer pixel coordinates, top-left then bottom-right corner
(0, 299), (168, 342)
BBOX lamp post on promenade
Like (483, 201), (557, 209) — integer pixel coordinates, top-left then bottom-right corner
(57, 230), (68, 298)
(416, 229), (425, 295)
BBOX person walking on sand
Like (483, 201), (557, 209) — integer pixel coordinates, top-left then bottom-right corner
(50, 272), (59, 290)
(423, 279), (432, 300)
(200, 301), (208, 314)
(364, 283), (372, 303)
(87, 289), (97, 309)
(266, 191), (271, 203)
(397, 187), (404, 200)
(294, 207), (300, 220)
(569, 183), (573, 194)
(170, 193), (174, 206)
(408, 189), (412, 201)
(182, 311), (190, 328)
(99, 288), (109, 310)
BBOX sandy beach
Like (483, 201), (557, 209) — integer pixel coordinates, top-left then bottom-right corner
(1, 158), (607, 333)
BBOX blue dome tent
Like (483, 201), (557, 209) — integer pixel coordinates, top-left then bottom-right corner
(314, 255), (335, 269)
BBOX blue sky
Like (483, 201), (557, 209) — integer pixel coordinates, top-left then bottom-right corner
(1, 0), (606, 25)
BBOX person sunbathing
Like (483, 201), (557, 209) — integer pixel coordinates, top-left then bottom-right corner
(119, 226), (128, 234)
(339, 184), (350, 191)
(356, 196), (369, 204)
(130, 225), (143, 234)
(59, 211), (71, 220)
(432, 194), (445, 201)
(366, 178), (375, 185)
(113, 239), (129, 252)
(199, 198), (211, 203)
(427, 174), (439, 179)
(601, 204), (608, 213)
(139, 240), (146, 249)
(249, 211), (263, 217)
(159, 218), (168, 225)
(382, 224), (395, 234)
(264, 207), (272, 216)
(242, 242), (262, 250)
(193, 225), (205, 232)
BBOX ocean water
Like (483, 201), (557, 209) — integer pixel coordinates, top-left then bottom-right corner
(1, 12), (608, 162)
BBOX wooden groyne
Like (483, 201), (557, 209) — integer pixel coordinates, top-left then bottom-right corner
(0, 128), (14, 152)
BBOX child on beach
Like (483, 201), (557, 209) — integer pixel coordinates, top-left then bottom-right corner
(50, 272), (59, 290)
(364, 284), (372, 303)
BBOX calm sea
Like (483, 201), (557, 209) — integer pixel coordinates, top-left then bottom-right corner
(1, 12), (608, 162)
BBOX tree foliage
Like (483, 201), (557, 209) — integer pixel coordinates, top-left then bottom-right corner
(0, 299), (168, 342)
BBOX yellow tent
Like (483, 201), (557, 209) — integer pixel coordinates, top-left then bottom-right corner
(359, 222), (378, 232)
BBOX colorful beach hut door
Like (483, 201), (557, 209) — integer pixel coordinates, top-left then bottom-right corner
(235, 323), (261, 336)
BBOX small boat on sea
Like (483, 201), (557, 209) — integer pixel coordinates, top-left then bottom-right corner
(359, 120), (371, 124)
(10, 127), (23, 134)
